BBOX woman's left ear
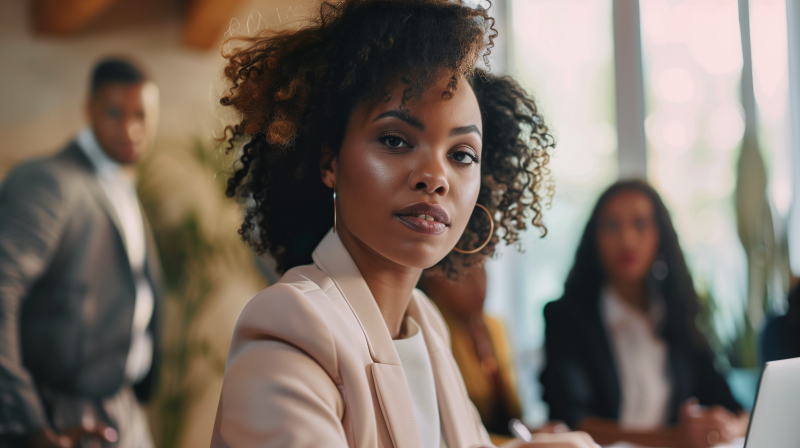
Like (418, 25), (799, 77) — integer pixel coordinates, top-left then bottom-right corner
(319, 144), (337, 189)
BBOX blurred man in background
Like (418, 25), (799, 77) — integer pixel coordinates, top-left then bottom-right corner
(0, 57), (162, 448)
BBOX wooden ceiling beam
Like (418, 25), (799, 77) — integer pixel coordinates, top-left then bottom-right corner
(182, 0), (247, 50)
(31, 0), (120, 35)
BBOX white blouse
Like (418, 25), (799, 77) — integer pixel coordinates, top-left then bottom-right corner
(393, 317), (447, 448)
(601, 286), (671, 431)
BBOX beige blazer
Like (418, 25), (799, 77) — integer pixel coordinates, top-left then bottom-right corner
(211, 230), (493, 448)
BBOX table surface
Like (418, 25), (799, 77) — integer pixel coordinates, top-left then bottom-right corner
(604, 438), (745, 448)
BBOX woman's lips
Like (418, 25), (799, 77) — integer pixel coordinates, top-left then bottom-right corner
(396, 215), (448, 235)
(617, 251), (638, 266)
(395, 202), (450, 235)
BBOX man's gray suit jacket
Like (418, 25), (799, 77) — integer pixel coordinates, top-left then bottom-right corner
(0, 142), (163, 436)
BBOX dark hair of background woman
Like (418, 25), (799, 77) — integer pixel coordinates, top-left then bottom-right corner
(561, 180), (704, 347)
(218, 0), (555, 274)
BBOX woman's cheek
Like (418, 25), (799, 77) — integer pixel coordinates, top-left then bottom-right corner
(453, 175), (482, 232)
(359, 151), (404, 192)
(338, 146), (407, 231)
(442, 178), (479, 253)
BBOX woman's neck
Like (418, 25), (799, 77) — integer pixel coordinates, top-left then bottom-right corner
(609, 277), (648, 312)
(337, 226), (422, 339)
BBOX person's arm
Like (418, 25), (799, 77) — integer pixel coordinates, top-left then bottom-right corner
(211, 339), (347, 448)
(692, 345), (747, 420)
(210, 283), (352, 448)
(690, 344), (749, 440)
(576, 399), (744, 448)
(539, 302), (593, 429)
(0, 163), (68, 437)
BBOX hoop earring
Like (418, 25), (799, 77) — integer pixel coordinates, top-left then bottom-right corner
(453, 203), (494, 254)
(333, 189), (337, 233)
(652, 255), (668, 280)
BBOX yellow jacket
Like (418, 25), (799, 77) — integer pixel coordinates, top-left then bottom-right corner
(440, 311), (522, 445)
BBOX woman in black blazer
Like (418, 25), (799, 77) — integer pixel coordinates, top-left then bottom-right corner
(540, 180), (748, 448)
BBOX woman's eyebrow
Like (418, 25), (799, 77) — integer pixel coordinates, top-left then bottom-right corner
(449, 124), (481, 138)
(372, 110), (425, 130)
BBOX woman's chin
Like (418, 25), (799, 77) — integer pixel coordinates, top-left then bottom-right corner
(348, 222), (458, 270)
(376, 242), (454, 271)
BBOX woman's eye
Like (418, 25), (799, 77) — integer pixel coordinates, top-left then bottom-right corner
(379, 135), (409, 149)
(601, 220), (620, 233)
(450, 150), (478, 165)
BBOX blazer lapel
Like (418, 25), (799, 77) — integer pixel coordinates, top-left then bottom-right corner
(142, 212), (163, 294)
(371, 363), (424, 448)
(312, 230), (400, 365)
(142, 212), (163, 339)
(66, 143), (130, 257)
(408, 293), (484, 448)
(312, 230), (422, 448)
(584, 299), (623, 418)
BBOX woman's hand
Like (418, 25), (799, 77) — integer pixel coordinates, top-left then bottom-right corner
(27, 424), (118, 448)
(531, 421), (570, 434)
(676, 398), (743, 448)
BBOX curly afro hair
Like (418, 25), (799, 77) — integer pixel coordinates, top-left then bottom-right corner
(220, 0), (555, 275)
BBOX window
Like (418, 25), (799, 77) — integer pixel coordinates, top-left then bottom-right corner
(487, 0), (617, 424)
(640, 0), (749, 347)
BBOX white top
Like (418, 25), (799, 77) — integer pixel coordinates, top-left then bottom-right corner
(601, 285), (671, 431)
(393, 317), (446, 448)
(77, 127), (154, 384)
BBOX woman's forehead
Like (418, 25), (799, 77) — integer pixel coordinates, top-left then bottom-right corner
(358, 75), (481, 131)
(602, 190), (655, 217)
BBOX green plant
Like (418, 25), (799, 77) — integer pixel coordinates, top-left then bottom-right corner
(137, 138), (265, 448)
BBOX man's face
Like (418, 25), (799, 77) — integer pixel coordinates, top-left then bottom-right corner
(87, 82), (159, 164)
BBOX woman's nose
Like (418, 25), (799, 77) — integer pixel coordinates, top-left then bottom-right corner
(408, 153), (449, 196)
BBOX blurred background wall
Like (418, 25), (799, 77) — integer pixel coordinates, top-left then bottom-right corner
(0, 0), (318, 176)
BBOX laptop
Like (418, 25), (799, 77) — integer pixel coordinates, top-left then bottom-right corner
(744, 356), (800, 447)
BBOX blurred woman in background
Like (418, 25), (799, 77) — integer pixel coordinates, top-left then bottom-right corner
(418, 264), (524, 446)
(540, 180), (748, 448)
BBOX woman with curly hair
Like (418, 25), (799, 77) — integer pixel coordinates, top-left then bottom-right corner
(540, 180), (748, 448)
(210, 1), (595, 447)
